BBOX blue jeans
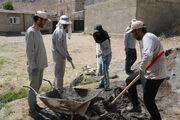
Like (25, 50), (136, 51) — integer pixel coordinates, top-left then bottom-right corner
(99, 54), (112, 88)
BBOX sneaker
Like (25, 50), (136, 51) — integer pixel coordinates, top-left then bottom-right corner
(126, 105), (142, 113)
(96, 84), (104, 89)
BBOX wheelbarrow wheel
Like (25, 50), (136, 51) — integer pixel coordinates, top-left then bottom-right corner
(85, 104), (102, 120)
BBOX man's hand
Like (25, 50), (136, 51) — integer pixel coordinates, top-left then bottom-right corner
(67, 56), (72, 61)
(96, 54), (101, 58)
(138, 69), (145, 77)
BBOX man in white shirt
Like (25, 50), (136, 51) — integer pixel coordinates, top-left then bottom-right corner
(25, 11), (48, 117)
(125, 20), (167, 120)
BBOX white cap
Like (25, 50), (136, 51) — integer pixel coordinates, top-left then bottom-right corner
(126, 20), (146, 33)
(35, 11), (48, 19)
(59, 15), (72, 25)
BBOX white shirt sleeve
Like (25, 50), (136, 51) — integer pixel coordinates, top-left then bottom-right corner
(26, 31), (36, 69)
(139, 35), (154, 72)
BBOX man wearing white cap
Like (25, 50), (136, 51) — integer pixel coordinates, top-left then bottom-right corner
(125, 20), (166, 120)
(123, 19), (137, 75)
(25, 11), (48, 117)
(52, 15), (72, 89)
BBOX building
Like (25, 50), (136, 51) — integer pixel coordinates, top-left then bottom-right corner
(0, 9), (56, 33)
(57, 0), (85, 31)
(85, 0), (180, 34)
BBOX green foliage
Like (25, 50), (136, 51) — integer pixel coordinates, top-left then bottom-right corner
(0, 88), (27, 110)
(79, 78), (99, 85)
(3, 1), (14, 10)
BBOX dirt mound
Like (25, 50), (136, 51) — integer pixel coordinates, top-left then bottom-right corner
(165, 47), (180, 93)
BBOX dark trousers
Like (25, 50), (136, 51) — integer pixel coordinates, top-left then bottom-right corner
(125, 48), (137, 74)
(126, 72), (164, 120)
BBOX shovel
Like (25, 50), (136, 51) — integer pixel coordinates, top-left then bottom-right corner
(106, 51), (165, 108)
(69, 60), (84, 87)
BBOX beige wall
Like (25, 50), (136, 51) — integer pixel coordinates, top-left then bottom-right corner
(85, 0), (137, 34)
(11, 0), (58, 12)
(0, 13), (23, 32)
(136, 0), (180, 34)
(0, 13), (53, 33)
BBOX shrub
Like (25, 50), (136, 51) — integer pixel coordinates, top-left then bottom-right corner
(3, 1), (14, 10)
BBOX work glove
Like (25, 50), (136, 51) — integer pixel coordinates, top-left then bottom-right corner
(67, 56), (72, 62)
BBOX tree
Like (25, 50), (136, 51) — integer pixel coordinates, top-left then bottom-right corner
(3, 1), (14, 10)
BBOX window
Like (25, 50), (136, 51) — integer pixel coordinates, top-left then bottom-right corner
(9, 17), (20, 24)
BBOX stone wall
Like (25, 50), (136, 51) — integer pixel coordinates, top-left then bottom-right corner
(136, 0), (180, 34)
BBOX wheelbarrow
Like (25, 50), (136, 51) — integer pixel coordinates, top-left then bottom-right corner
(24, 79), (104, 120)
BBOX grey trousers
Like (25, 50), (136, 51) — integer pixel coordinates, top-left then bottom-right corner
(27, 67), (44, 112)
(54, 59), (66, 89)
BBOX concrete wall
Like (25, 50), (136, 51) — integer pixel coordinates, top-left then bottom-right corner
(75, 0), (85, 11)
(85, 0), (137, 34)
(136, 0), (180, 34)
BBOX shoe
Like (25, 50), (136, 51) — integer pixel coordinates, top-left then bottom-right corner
(126, 105), (141, 113)
(104, 88), (112, 91)
(35, 104), (44, 111)
(96, 84), (104, 89)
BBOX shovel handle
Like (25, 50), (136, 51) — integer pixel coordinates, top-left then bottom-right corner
(111, 74), (140, 104)
(111, 51), (165, 104)
(70, 60), (75, 69)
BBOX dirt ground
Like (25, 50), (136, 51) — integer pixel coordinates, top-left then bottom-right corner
(0, 33), (180, 120)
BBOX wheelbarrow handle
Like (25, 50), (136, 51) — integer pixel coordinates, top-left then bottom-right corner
(43, 78), (54, 89)
(23, 85), (38, 96)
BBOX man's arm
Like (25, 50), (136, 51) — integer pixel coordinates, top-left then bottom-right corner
(53, 31), (70, 59)
(26, 31), (36, 69)
(139, 38), (154, 72)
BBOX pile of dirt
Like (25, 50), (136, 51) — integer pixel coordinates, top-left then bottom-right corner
(165, 47), (180, 93)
